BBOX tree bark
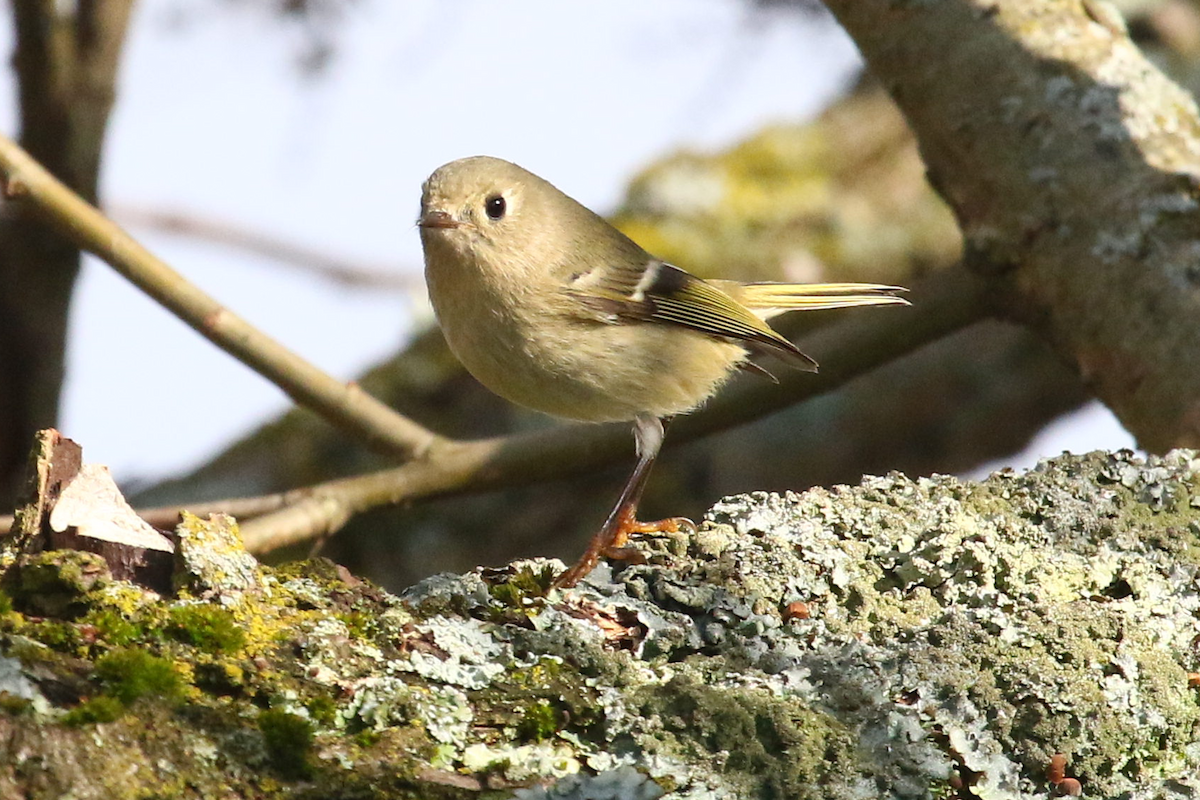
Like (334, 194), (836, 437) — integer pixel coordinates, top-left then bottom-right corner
(824, 0), (1200, 451)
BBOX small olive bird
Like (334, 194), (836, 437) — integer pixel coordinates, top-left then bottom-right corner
(419, 156), (907, 588)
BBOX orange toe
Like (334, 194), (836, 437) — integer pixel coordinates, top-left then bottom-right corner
(554, 511), (696, 589)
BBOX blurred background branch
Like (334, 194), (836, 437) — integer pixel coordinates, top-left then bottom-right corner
(111, 206), (418, 291)
(0, 132), (443, 461)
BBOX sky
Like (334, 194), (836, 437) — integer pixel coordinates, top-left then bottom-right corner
(0, 0), (1134, 485)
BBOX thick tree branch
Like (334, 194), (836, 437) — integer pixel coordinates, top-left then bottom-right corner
(0, 133), (442, 461)
(823, 0), (1200, 451)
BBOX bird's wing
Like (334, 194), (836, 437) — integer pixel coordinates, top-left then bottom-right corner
(565, 260), (818, 372)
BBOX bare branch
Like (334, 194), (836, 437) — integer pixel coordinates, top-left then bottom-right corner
(0, 133), (443, 461)
(111, 205), (419, 292)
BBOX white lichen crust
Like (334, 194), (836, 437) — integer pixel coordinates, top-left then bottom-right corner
(389, 449), (1200, 799)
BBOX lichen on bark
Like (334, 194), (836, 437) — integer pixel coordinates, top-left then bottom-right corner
(1, 449), (1199, 798)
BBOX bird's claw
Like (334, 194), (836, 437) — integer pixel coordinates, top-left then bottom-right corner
(553, 512), (697, 589)
(626, 515), (695, 537)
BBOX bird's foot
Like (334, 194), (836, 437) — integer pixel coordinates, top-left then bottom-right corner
(553, 510), (696, 589)
(625, 516), (696, 538)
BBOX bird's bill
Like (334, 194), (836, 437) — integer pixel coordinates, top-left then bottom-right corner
(418, 210), (461, 229)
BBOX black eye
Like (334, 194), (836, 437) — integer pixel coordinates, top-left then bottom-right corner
(485, 195), (506, 220)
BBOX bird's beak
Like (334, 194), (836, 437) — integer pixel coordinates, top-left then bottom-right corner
(418, 210), (460, 229)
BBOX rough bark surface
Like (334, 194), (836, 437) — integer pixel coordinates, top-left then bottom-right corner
(1, 449), (1198, 799)
(824, 0), (1200, 451)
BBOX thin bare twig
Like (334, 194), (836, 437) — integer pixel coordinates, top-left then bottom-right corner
(112, 205), (419, 292)
(0, 133), (442, 461)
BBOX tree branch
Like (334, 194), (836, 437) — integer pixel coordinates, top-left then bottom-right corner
(822, 0), (1200, 451)
(111, 205), (418, 292)
(0, 133), (442, 461)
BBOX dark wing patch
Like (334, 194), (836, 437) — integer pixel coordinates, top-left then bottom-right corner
(567, 260), (818, 372)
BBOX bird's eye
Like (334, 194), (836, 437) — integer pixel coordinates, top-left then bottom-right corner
(485, 195), (506, 220)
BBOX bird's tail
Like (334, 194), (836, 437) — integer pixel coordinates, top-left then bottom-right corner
(729, 282), (910, 314)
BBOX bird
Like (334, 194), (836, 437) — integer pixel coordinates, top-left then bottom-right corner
(418, 155), (907, 588)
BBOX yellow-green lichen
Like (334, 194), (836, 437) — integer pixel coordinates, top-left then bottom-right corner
(173, 512), (263, 596)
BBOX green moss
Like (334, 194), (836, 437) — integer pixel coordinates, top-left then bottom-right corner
(490, 657), (604, 735)
(193, 661), (245, 696)
(482, 564), (556, 624)
(94, 648), (185, 706)
(631, 670), (855, 799)
(62, 695), (125, 726)
(273, 557), (347, 588)
(82, 608), (143, 647)
(336, 610), (373, 639)
(166, 604), (246, 654)
(353, 728), (382, 749)
(515, 700), (559, 742)
(258, 708), (314, 779)
(9, 550), (111, 618)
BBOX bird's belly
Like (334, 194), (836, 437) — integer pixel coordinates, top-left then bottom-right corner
(443, 310), (743, 423)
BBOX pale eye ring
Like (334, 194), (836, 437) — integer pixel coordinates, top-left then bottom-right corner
(485, 195), (506, 220)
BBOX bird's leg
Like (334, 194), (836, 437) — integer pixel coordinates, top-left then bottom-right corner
(553, 414), (693, 588)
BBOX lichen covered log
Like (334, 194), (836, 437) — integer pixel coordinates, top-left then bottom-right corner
(1, 450), (1199, 798)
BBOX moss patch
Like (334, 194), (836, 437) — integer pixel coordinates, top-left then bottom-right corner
(94, 648), (186, 707)
(258, 709), (314, 780)
(166, 604), (246, 653)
